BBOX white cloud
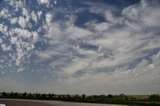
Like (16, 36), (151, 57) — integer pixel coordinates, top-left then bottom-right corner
(0, 24), (8, 34)
(32, 32), (39, 42)
(0, 8), (10, 18)
(1, 44), (11, 51)
(38, 50), (55, 59)
(22, 8), (30, 22)
(54, 0), (57, 4)
(2, 26), (39, 66)
(37, 11), (42, 19)
(10, 37), (18, 44)
(46, 23), (61, 39)
(37, 0), (50, 4)
(0, 1), (39, 70)
(18, 16), (27, 28)
(122, 5), (140, 21)
(122, 0), (160, 27)
(36, 0), (160, 82)
(10, 18), (18, 25)
(56, 51), (160, 94)
(82, 0), (160, 71)
(45, 13), (52, 25)
(105, 11), (119, 24)
(62, 59), (91, 75)
(0, 0), (160, 94)
(66, 26), (93, 39)
(94, 22), (112, 32)
(31, 11), (38, 22)
(14, 28), (32, 38)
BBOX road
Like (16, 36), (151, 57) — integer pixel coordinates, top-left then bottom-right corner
(0, 99), (126, 106)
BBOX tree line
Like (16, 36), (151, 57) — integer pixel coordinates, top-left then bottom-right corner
(0, 92), (160, 105)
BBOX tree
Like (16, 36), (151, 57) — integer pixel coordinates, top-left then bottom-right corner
(48, 93), (53, 99)
(82, 94), (86, 99)
(2, 92), (7, 97)
(35, 93), (41, 99)
(22, 92), (27, 98)
(13, 92), (18, 98)
(41, 94), (47, 99)
(119, 93), (128, 100)
(148, 94), (160, 101)
(108, 94), (114, 98)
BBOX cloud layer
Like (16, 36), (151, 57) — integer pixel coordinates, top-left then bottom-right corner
(0, 0), (160, 94)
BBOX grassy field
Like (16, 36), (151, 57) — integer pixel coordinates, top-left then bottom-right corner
(129, 95), (149, 101)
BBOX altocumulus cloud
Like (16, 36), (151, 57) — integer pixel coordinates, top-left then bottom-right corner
(0, 0), (160, 94)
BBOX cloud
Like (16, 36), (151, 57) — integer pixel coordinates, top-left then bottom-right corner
(18, 16), (27, 28)
(62, 59), (91, 75)
(0, 8), (11, 18)
(31, 11), (38, 22)
(45, 13), (53, 25)
(37, 0), (50, 4)
(38, 1), (160, 95)
(10, 18), (18, 25)
(55, 52), (160, 94)
(0, 24), (8, 34)
(0, 0), (41, 67)
(1, 44), (11, 51)
(14, 28), (31, 38)
(10, 37), (18, 44)
(47, 23), (61, 39)
(94, 22), (112, 32)
(66, 26), (93, 39)
(37, 11), (42, 19)
(35, 0), (160, 79)
(9, 28), (38, 66)
(0, 0), (160, 94)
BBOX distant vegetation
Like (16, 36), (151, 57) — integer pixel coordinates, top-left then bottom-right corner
(0, 92), (160, 106)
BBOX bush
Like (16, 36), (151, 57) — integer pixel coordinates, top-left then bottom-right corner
(148, 94), (160, 101)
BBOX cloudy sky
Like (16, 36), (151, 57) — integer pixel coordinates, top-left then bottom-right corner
(0, 0), (160, 95)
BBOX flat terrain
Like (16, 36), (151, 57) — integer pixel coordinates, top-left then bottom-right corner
(0, 99), (126, 106)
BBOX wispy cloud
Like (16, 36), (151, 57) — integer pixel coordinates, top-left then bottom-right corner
(0, 0), (160, 94)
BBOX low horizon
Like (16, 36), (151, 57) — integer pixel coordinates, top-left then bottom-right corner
(0, 91), (159, 96)
(0, 0), (160, 95)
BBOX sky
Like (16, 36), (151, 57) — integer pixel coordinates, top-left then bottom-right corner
(0, 0), (160, 95)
